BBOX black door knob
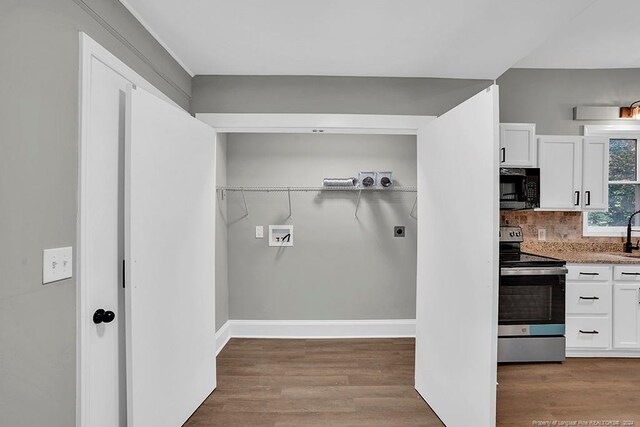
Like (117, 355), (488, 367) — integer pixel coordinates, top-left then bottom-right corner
(93, 309), (115, 324)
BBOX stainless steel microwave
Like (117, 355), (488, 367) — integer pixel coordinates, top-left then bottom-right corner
(499, 168), (540, 210)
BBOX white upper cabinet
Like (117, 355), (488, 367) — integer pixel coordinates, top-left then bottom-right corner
(538, 135), (609, 211)
(499, 123), (536, 167)
(581, 137), (609, 211)
(538, 135), (583, 210)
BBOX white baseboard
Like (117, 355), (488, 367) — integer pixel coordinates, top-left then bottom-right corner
(214, 321), (231, 356)
(215, 319), (416, 354)
(567, 349), (640, 358)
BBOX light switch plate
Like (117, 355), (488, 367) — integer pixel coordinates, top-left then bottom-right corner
(43, 247), (73, 284)
(256, 226), (264, 239)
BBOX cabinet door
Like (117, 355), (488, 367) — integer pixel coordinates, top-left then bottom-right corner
(581, 137), (609, 211)
(499, 123), (536, 167)
(613, 283), (640, 349)
(538, 135), (582, 210)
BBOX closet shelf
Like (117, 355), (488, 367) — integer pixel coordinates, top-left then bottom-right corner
(217, 186), (417, 192)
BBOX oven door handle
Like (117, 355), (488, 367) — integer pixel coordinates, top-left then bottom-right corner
(500, 267), (568, 276)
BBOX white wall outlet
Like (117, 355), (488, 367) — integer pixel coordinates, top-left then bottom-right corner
(538, 229), (546, 241)
(255, 226), (264, 239)
(269, 225), (293, 247)
(43, 247), (73, 284)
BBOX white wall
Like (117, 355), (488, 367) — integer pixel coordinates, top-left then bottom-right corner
(215, 134), (229, 331)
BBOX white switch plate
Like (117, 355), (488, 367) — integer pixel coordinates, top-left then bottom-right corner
(43, 247), (73, 284)
(255, 226), (264, 239)
(538, 229), (546, 241)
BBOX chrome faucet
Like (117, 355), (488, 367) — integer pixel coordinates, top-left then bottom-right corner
(624, 209), (640, 253)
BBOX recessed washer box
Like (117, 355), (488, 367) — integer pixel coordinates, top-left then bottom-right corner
(269, 225), (293, 247)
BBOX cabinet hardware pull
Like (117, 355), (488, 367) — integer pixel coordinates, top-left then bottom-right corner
(579, 272), (599, 276)
(574, 190), (580, 206)
(579, 330), (599, 334)
(500, 147), (506, 163)
(579, 296), (599, 300)
(621, 272), (640, 276)
(585, 190), (591, 206)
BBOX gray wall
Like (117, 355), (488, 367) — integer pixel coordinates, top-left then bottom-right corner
(192, 75), (492, 115)
(215, 135), (229, 330)
(0, 1), (191, 426)
(225, 133), (417, 320)
(193, 75), (493, 323)
(498, 68), (640, 135)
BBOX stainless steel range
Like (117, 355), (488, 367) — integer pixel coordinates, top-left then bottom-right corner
(498, 226), (568, 363)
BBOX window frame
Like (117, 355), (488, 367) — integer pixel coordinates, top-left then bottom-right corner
(583, 125), (640, 237)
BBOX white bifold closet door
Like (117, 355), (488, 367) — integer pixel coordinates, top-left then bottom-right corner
(415, 85), (499, 427)
(124, 86), (217, 427)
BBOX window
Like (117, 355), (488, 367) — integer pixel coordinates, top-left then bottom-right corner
(584, 126), (640, 236)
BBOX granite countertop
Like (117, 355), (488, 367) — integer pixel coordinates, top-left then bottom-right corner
(521, 241), (640, 264)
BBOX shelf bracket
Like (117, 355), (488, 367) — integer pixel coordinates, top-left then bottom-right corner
(354, 189), (362, 218)
(287, 188), (292, 218)
(409, 195), (417, 219)
(241, 189), (249, 217)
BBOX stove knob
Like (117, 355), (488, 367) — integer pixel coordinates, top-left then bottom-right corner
(509, 232), (514, 237)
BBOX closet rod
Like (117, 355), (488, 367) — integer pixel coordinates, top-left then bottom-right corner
(217, 186), (417, 192)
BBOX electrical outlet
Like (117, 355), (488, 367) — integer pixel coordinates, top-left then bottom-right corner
(255, 226), (264, 239)
(538, 229), (546, 241)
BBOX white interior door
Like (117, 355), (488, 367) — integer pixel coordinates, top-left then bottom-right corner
(125, 86), (217, 427)
(415, 85), (499, 427)
(80, 50), (129, 427)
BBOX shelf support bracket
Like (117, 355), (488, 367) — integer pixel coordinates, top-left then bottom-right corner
(409, 195), (417, 219)
(287, 188), (292, 218)
(354, 189), (362, 218)
(241, 189), (249, 217)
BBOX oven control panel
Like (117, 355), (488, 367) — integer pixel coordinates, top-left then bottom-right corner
(499, 226), (523, 243)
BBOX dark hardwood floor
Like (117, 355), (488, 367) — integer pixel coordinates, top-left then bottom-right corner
(185, 338), (640, 426)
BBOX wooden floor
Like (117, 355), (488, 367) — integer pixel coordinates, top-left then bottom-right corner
(497, 358), (640, 426)
(184, 338), (442, 426)
(185, 338), (640, 426)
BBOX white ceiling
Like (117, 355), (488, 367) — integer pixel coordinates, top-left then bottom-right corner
(515, 0), (640, 69)
(120, 0), (594, 79)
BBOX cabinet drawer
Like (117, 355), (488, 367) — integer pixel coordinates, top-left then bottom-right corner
(614, 265), (640, 281)
(566, 316), (610, 349)
(566, 283), (611, 315)
(567, 265), (611, 281)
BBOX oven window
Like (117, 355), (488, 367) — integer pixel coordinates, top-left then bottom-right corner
(499, 285), (552, 322)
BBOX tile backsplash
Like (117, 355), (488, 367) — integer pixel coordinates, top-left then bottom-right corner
(500, 210), (622, 243)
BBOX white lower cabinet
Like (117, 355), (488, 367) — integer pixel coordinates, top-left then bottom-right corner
(566, 265), (612, 352)
(613, 283), (640, 349)
(566, 316), (610, 349)
(566, 264), (640, 356)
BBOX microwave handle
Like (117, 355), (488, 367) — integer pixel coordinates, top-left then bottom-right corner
(500, 147), (506, 163)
